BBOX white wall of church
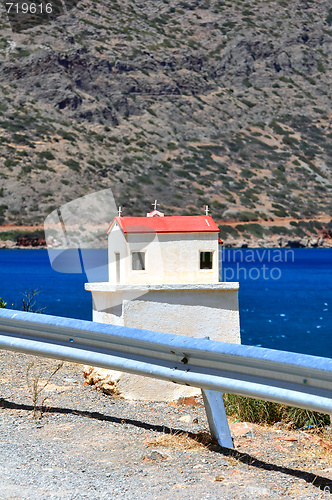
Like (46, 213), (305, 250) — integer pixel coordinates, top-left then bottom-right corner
(108, 229), (220, 285)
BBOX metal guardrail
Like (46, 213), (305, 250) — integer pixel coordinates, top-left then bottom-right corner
(0, 308), (332, 449)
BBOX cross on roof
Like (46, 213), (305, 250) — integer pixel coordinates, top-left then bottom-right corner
(205, 205), (209, 216)
(118, 206), (122, 217)
(152, 200), (160, 211)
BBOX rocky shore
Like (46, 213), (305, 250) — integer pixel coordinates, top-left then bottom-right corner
(0, 238), (46, 249)
(1, 235), (331, 250)
(224, 234), (332, 249)
(1, 220), (332, 250)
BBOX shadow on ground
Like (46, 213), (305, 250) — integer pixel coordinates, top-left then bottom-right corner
(1, 397), (331, 494)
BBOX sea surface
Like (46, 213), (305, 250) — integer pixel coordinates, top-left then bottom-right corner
(0, 248), (331, 358)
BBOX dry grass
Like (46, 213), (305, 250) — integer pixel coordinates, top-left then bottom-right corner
(294, 443), (332, 468)
(223, 393), (331, 429)
(296, 427), (332, 466)
(146, 430), (213, 451)
(26, 359), (64, 418)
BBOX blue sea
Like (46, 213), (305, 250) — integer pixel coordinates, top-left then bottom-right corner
(0, 248), (331, 358)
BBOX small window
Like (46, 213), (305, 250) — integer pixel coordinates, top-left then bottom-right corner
(132, 252), (145, 271)
(200, 251), (213, 270)
(115, 253), (120, 283)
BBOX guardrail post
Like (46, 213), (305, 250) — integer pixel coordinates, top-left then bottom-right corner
(201, 389), (233, 449)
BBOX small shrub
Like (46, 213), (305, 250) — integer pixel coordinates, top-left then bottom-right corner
(137, 174), (154, 185)
(325, 8), (332, 25)
(240, 168), (255, 178)
(39, 151), (55, 161)
(219, 225), (239, 240)
(21, 289), (45, 313)
(271, 203), (288, 217)
(0, 204), (8, 216)
(232, 211), (259, 222)
(240, 99), (256, 108)
(64, 159), (80, 171)
(13, 49), (31, 58)
(26, 360), (64, 419)
(147, 108), (157, 117)
(238, 223), (266, 238)
(242, 78), (252, 88)
(4, 158), (18, 168)
(223, 394), (330, 428)
(269, 225), (291, 235)
(58, 129), (77, 142)
(282, 135), (299, 146)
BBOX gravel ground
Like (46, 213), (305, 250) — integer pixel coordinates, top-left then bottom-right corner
(1, 351), (332, 500)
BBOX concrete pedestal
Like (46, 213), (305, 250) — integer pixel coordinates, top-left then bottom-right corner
(85, 282), (240, 400)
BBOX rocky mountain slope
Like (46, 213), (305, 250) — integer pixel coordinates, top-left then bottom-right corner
(0, 0), (331, 245)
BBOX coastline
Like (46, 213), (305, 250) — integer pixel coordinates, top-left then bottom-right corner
(1, 238), (332, 250)
(0, 221), (331, 249)
(1, 234), (332, 250)
(222, 234), (332, 249)
(0, 240), (46, 249)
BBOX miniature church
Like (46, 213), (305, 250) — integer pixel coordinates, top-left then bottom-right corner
(85, 202), (240, 400)
(107, 202), (221, 286)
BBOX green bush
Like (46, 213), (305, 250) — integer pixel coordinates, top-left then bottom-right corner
(137, 174), (154, 185)
(147, 108), (157, 117)
(12, 134), (33, 146)
(282, 135), (299, 146)
(38, 151), (55, 161)
(271, 203), (288, 217)
(211, 200), (226, 210)
(270, 120), (286, 135)
(64, 159), (80, 171)
(4, 158), (18, 168)
(223, 394), (330, 428)
(237, 223), (266, 238)
(240, 168), (255, 178)
(219, 225), (239, 240)
(269, 225), (291, 235)
(239, 99), (256, 108)
(232, 211), (259, 222)
(291, 226), (307, 237)
(13, 50), (31, 58)
(58, 129), (77, 142)
(0, 298), (6, 308)
(0, 204), (8, 216)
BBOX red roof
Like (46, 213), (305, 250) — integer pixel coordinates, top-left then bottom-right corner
(108, 215), (219, 234)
